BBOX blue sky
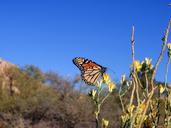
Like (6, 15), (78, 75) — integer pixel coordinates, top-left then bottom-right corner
(0, 0), (171, 82)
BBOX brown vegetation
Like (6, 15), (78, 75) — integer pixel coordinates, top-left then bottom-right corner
(0, 62), (122, 128)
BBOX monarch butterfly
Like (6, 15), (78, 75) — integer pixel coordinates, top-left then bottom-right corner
(73, 57), (107, 85)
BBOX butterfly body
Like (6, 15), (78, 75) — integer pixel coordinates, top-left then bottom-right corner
(73, 57), (106, 85)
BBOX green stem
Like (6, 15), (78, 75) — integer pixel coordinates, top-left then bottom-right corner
(129, 76), (136, 106)
(95, 87), (101, 128)
(95, 86), (111, 128)
(100, 93), (110, 108)
(134, 74), (140, 106)
(119, 86), (126, 113)
(145, 72), (149, 95)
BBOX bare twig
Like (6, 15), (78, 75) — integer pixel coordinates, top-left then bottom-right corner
(138, 18), (171, 128)
(131, 26), (135, 62)
(129, 26), (136, 107)
(151, 19), (171, 89)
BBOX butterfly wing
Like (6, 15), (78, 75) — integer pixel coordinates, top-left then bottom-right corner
(81, 68), (102, 85)
(73, 57), (106, 85)
(73, 57), (86, 70)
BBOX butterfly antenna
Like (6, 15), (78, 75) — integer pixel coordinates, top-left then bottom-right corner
(106, 67), (120, 82)
(107, 67), (116, 75)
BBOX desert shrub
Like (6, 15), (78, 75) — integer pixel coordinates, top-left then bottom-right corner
(0, 66), (98, 128)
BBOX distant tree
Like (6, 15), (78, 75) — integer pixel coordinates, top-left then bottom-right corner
(44, 71), (75, 98)
(44, 71), (61, 86)
(21, 65), (44, 82)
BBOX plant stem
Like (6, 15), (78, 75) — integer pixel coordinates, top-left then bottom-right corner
(138, 18), (171, 127)
(96, 116), (99, 128)
(154, 87), (161, 128)
(151, 18), (171, 90)
(95, 87), (101, 128)
(129, 77), (136, 106)
(134, 74), (140, 106)
(100, 93), (110, 108)
(138, 89), (155, 128)
(131, 26), (135, 62)
(119, 86), (126, 113)
(145, 72), (149, 94)
(165, 57), (171, 88)
(164, 57), (171, 127)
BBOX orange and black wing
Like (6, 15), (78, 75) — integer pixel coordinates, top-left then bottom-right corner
(73, 57), (106, 85)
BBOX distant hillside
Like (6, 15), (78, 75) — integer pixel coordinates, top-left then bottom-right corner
(0, 60), (122, 128)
